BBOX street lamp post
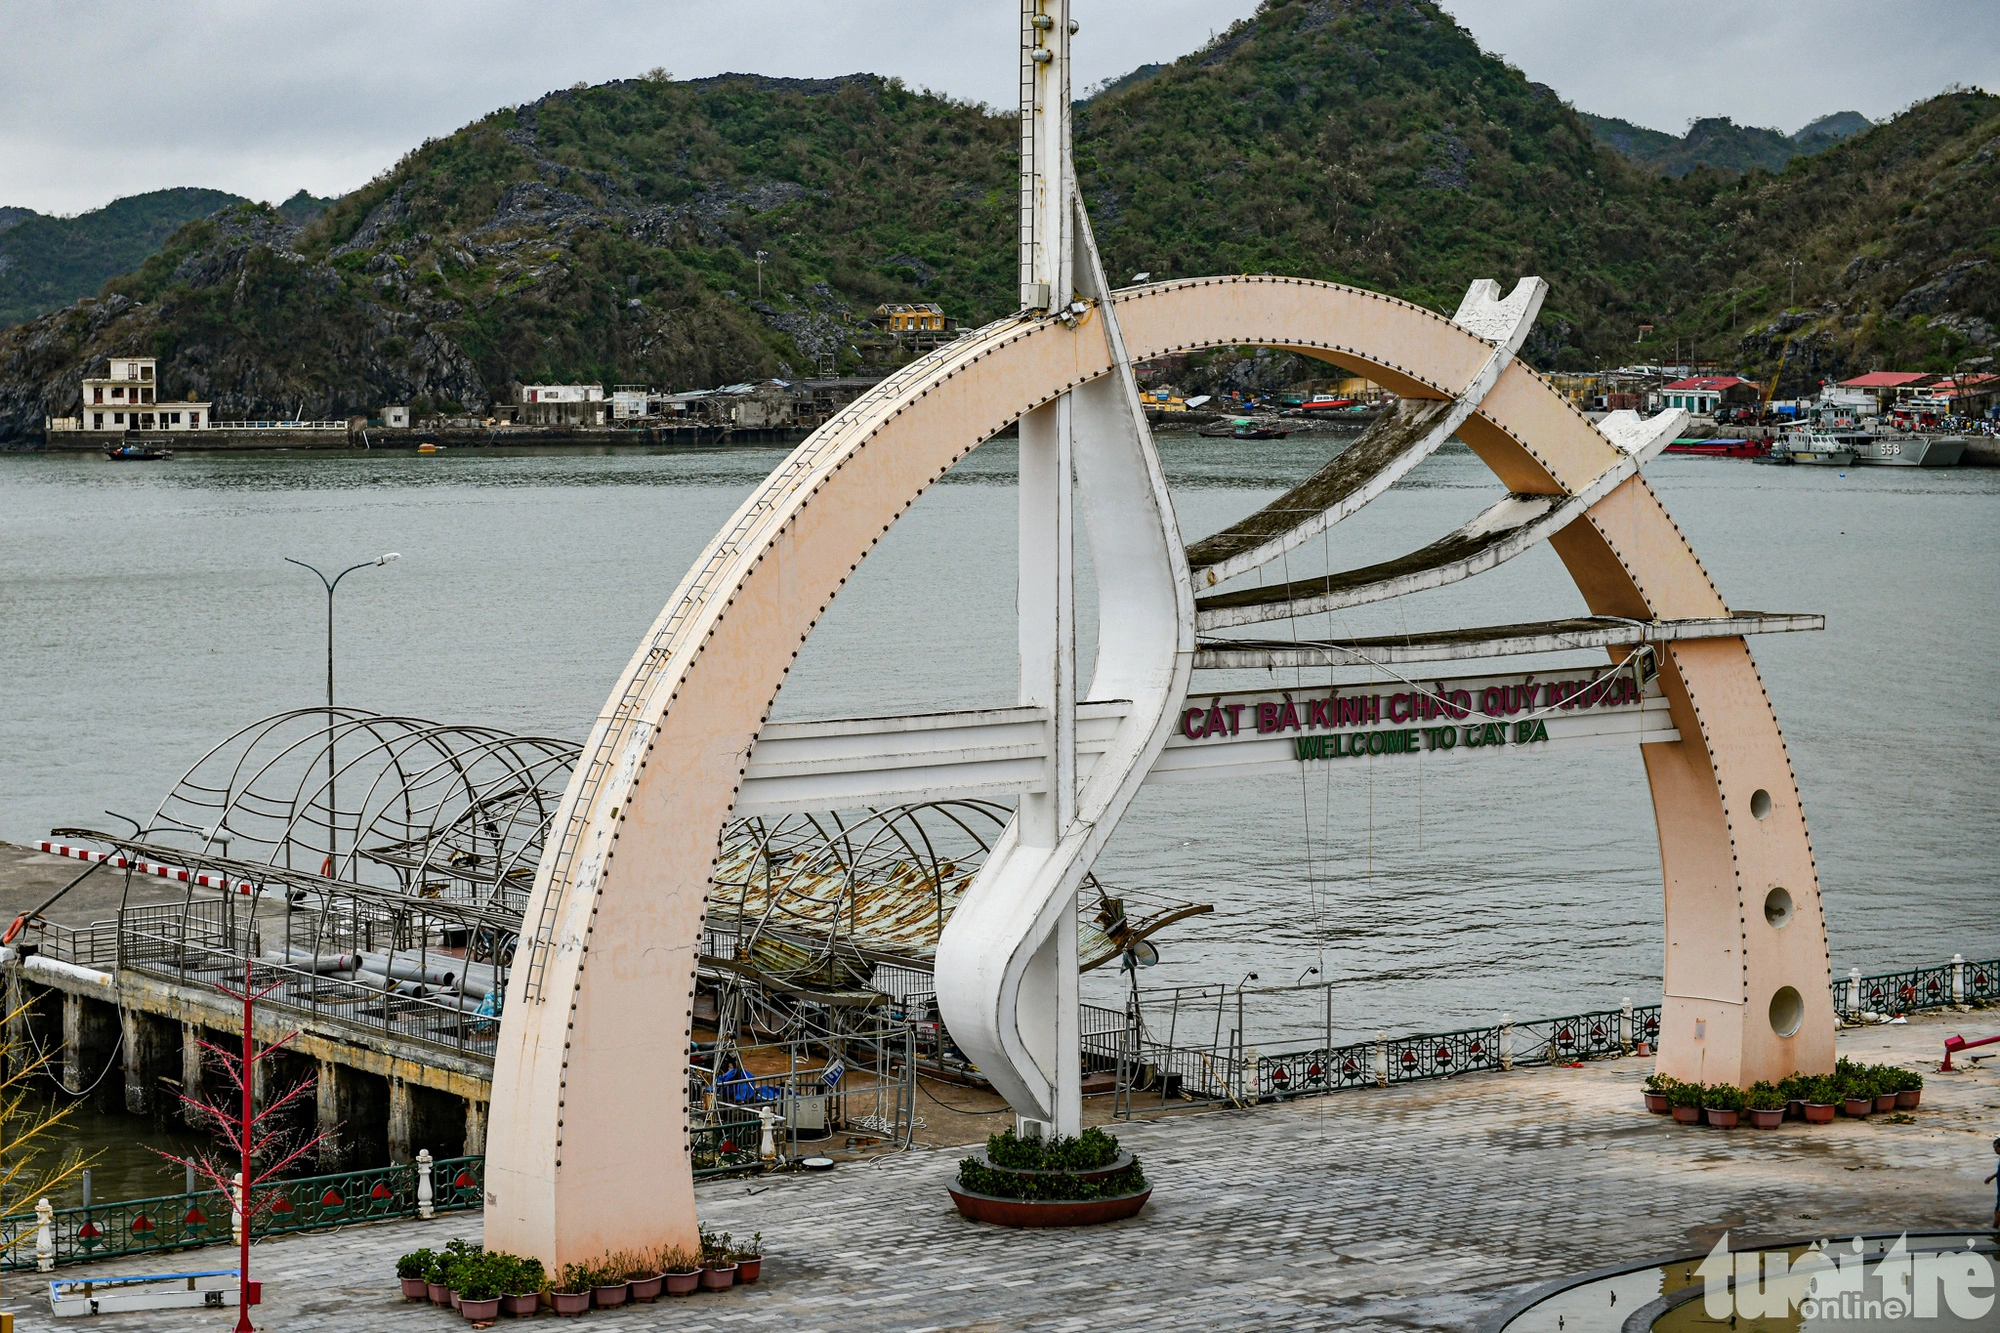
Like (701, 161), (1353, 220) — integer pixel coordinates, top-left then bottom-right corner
(285, 554), (400, 878)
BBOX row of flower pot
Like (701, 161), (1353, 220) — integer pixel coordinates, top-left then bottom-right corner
(1643, 1061), (1923, 1129)
(397, 1233), (763, 1321)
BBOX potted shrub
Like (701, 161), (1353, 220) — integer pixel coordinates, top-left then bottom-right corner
(1642, 1074), (1674, 1114)
(592, 1257), (631, 1308)
(456, 1255), (504, 1324)
(397, 1247), (436, 1302)
(1802, 1075), (1839, 1123)
(441, 1238), (482, 1310)
(1745, 1084), (1785, 1130)
(700, 1228), (739, 1290)
(1840, 1071), (1873, 1118)
(1894, 1067), (1923, 1111)
(1776, 1073), (1808, 1120)
(661, 1245), (702, 1297)
(426, 1253), (454, 1307)
(1869, 1066), (1898, 1114)
(620, 1249), (665, 1302)
(1668, 1079), (1704, 1125)
(730, 1232), (765, 1285)
(551, 1263), (593, 1317)
(1703, 1082), (1744, 1128)
(493, 1253), (543, 1319)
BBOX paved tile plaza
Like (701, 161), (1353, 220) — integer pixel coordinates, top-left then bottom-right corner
(8, 1011), (1996, 1331)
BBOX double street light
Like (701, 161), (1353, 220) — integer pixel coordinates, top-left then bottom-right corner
(285, 553), (400, 878)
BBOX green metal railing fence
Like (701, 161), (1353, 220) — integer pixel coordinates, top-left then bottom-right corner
(0, 1156), (483, 1272)
(0, 1126), (769, 1272)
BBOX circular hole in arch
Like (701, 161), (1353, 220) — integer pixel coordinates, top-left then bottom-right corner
(1769, 986), (1804, 1038)
(1764, 887), (1794, 929)
(1750, 788), (1773, 821)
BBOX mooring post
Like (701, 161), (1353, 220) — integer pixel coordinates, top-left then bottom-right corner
(59, 992), (83, 1094)
(387, 1077), (413, 1163)
(1952, 954), (1965, 1005)
(1373, 1030), (1388, 1087)
(416, 1148), (434, 1220)
(1501, 1015), (1514, 1071)
(35, 1197), (53, 1272)
(180, 1023), (205, 1126)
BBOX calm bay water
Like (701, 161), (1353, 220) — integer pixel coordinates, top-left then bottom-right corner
(2, 440), (1996, 1064)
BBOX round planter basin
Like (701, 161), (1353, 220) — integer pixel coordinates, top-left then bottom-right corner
(1895, 1088), (1922, 1110)
(428, 1281), (453, 1305)
(701, 1263), (738, 1290)
(735, 1257), (763, 1285)
(665, 1271), (701, 1297)
(1642, 1091), (1670, 1114)
(949, 1185), (1152, 1228)
(1670, 1105), (1701, 1124)
(551, 1290), (591, 1316)
(1703, 1107), (1739, 1129)
(1842, 1097), (1873, 1117)
(1785, 1099), (1806, 1120)
(1803, 1103), (1837, 1123)
(1873, 1093), (1897, 1114)
(502, 1292), (540, 1317)
(593, 1282), (629, 1307)
(630, 1273), (665, 1301)
(1746, 1107), (1784, 1129)
(964, 1148), (1135, 1185)
(400, 1277), (429, 1301)
(460, 1296), (501, 1322)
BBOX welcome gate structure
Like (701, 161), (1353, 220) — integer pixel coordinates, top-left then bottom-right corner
(484, 1), (1837, 1266)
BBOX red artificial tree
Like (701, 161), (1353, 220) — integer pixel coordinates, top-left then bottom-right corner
(155, 959), (333, 1333)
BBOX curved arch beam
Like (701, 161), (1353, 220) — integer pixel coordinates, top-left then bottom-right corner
(1194, 408), (1686, 628)
(486, 275), (1832, 1267)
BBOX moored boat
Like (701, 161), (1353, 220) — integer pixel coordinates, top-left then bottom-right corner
(1774, 429), (1853, 467)
(105, 443), (173, 460)
(1662, 437), (1771, 459)
(1845, 432), (1966, 467)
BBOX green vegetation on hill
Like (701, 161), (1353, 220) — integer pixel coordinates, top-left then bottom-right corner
(0, 0), (1993, 436)
(1581, 109), (1873, 178)
(0, 188), (247, 328)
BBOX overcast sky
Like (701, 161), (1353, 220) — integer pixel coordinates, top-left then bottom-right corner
(5, 0), (1995, 216)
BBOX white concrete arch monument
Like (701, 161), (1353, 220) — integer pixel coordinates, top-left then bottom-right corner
(485, 0), (1835, 1264)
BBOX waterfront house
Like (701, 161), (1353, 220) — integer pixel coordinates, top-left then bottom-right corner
(516, 383), (607, 426)
(1835, 371), (1943, 414)
(78, 357), (211, 433)
(1658, 375), (1759, 415)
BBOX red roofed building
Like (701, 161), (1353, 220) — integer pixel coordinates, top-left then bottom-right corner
(1659, 375), (1760, 414)
(1835, 371), (1943, 412)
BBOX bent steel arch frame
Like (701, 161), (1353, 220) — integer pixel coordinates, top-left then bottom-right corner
(487, 3), (1831, 1266)
(484, 269), (1836, 1262)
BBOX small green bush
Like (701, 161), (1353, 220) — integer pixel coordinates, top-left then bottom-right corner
(1668, 1080), (1705, 1109)
(1745, 1085), (1784, 1111)
(554, 1262), (593, 1295)
(1703, 1083), (1745, 1112)
(396, 1247), (436, 1281)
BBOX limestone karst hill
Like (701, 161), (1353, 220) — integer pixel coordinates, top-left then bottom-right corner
(2, 0), (1994, 437)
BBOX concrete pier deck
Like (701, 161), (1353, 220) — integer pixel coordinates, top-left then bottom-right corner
(6, 1009), (1992, 1331)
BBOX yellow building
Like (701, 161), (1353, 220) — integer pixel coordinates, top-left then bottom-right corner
(875, 302), (946, 332)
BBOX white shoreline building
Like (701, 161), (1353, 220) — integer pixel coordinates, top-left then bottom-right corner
(76, 357), (210, 433)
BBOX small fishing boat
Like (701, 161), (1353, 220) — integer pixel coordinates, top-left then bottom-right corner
(1662, 437), (1770, 459)
(105, 443), (173, 461)
(1200, 418), (1291, 440)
